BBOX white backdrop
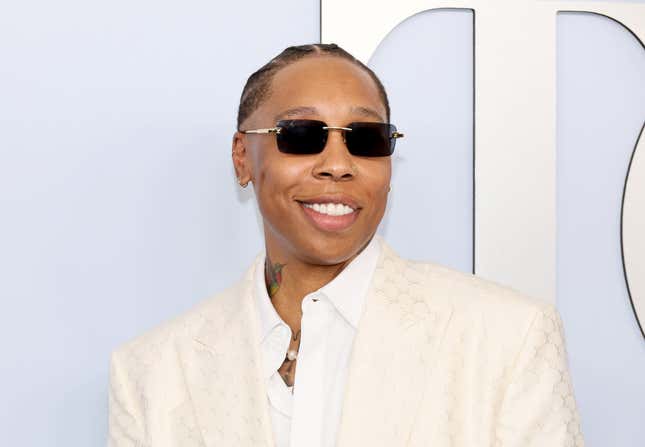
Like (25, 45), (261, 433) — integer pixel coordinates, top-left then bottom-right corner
(0, 1), (643, 446)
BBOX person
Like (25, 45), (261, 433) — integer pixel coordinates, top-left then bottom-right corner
(107, 43), (585, 447)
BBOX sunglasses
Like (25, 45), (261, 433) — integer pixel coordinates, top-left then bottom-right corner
(240, 119), (404, 157)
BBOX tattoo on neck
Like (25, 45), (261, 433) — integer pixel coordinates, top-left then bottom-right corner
(264, 255), (285, 298)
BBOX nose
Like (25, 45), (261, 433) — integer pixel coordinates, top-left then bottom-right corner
(312, 128), (356, 181)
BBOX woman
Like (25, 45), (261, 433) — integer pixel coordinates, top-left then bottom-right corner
(108, 44), (585, 447)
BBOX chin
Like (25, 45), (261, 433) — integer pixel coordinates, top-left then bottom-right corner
(298, 234), (366, 265)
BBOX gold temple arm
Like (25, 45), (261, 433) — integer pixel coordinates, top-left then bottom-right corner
(240, 127), (281, 134)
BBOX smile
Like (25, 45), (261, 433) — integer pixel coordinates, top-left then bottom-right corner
(297, 201), (360, 232)
(301, 202), (355, 216)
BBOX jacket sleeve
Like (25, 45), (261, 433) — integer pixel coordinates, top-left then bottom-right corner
(494, 303), (585, 446)
(108, 349), (146, 447)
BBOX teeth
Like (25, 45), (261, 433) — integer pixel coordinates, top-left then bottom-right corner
(302, 202), (355, 216)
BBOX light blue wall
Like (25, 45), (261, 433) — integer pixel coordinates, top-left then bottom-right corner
(0, 1), (318, 445)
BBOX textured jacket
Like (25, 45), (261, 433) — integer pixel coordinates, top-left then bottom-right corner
(108, 235), (585, 446)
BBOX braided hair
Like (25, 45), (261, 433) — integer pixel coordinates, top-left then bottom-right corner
(236, 43), (390, 130)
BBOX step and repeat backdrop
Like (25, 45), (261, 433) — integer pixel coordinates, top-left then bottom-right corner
(0, 0), (643, 445)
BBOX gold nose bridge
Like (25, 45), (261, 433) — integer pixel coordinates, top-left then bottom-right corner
(322, 126), (352, 143)
(322, 126), (352, 131)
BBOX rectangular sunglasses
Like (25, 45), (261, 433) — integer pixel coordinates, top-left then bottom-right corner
(240, 119), (404, 157)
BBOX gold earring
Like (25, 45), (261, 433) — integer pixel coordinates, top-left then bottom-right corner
(238, 178), (249, 188)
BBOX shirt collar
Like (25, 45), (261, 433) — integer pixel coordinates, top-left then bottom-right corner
(316, 235), (381, 328)
(253, 235), (382, 340)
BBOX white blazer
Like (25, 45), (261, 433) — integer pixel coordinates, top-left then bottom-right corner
(108, 235), (585, 446)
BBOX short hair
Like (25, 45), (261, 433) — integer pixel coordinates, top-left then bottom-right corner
(236, 43), (390, 130)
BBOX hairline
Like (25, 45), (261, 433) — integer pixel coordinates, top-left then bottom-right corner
(237, 49), (390, 129)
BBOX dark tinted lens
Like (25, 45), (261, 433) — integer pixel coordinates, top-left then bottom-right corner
(345, 122), (396, 156)
(275, 119), (327, 154)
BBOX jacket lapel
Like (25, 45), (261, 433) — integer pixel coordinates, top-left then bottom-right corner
(177, 254), (275, 447)
(336, 237), (455, 446)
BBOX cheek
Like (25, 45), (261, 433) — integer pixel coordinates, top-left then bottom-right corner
(362, 162), (391, 227)
(362, 160), (391, 202)
(257, 160), (305, 194)
(254, 156), (310, 213)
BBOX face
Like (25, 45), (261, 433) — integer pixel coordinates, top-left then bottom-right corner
(232, 55), (391, 265)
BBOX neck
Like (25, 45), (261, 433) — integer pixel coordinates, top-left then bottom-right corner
(263, 235), (371, 331)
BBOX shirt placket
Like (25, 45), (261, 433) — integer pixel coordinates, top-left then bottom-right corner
(265, 323), (294, 418)
(289, 293), (332, 447)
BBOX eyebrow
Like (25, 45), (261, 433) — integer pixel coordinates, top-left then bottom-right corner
(273, 106), (318, 123)
(273, 105), (385, 123)
(351, 105), (386, 122)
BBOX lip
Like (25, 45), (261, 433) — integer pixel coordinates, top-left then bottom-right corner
(295, 194), (362, 210)
(298, 202), (360, 232)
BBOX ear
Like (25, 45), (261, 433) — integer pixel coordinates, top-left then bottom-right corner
(232, 131), (252, 185)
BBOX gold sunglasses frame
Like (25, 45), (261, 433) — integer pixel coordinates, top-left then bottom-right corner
(240, 122), (404, 139)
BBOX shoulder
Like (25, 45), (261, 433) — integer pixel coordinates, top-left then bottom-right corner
(378, 236), (551, 310)
(107, 255), (261, 424)
(419, 256), (551, 318)
(108, 286), (224, 371)
(376, 236), (556, 343)
(109, 254), (259, 369)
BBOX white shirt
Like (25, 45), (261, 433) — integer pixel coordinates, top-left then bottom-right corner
(253, 236), (381, 447)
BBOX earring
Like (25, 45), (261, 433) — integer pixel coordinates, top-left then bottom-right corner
(388, 185), (391, 192)
(238, 178), (249, 188)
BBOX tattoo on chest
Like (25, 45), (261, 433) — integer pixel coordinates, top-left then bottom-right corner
(264, 255), (285, 298)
